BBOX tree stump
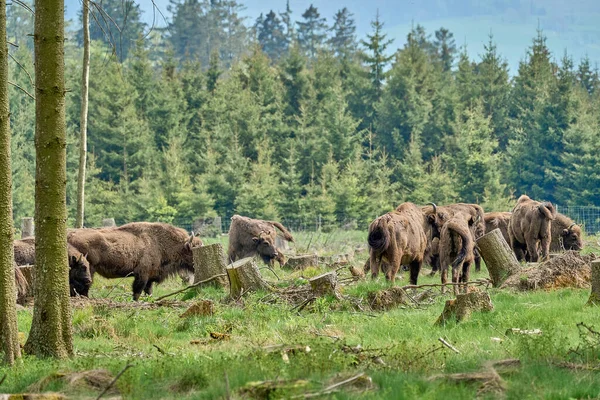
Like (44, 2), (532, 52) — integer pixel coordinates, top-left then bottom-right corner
(435, 289), (494, 325)
(102, 218), (116, 227)
(180, 300), (214, 318)
(21, 217), (34, 238)
(193, 243), (229, 289)
(226, 257), (272, 299)
(586, 260), (600, 306)
(309, 272), (341, 299)
(477, 228), (521, 287)
(285, 254), (318, 270)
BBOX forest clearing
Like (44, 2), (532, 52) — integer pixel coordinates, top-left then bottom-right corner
(6, 229), (600, 399)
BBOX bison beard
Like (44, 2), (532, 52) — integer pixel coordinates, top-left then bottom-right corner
(227, 215), (294, 266)
(68, 222), (201, 301)
(368, 202), (428, 284)
(509, 195), (556, 262)
(13, 237), (93, 297)
(439, 214), (475, 290)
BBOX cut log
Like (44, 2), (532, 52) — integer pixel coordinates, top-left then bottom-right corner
(179, 300), (214, 318)
(587, 260), (600, 306)
(367, 287), (408, 311)
(226, 257), (272, 299)
(102, 218), (116, 227)
(193, 243), (229, 289)
(477, 228), (521, 287)
(309, 272), (341, 299)
(284, 254), (318, 270)
(435, 288), (494, 325)
(21, 217), (34, 238)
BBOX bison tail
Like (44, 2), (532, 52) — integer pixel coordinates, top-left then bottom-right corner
(538, 202), (556, 221)
(269, 221), (295, 242)
(368, 218), (391, 253)
(440, 220), (473, 270)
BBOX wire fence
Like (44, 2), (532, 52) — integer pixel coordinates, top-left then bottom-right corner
(167, 206), (600, 237)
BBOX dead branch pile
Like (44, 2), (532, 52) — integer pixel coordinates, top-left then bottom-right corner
(70, 297), (188, 310)
(501, 251), (597, 291)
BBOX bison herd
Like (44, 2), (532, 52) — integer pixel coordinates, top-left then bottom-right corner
(12, 195), (584, 302)
(368, 195), (583, 289)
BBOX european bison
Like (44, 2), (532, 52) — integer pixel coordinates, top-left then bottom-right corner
(13, 237), (93, 297)
(551, 213), (583, 252)
(508, 195), (556, 262)
(15, 264), (28, 304)
(227, 215), (294, 266)
(473, 211), (512, 272)
(68, 222), (201, 300)
(368, 202), (428, 284)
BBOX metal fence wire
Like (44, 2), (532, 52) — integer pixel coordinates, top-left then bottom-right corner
(169, 206), (600, 236)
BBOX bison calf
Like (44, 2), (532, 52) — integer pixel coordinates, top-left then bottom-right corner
(68, 222), (201, 301)
(508, 195), (556, 262)
(227, 215), (294, 266)
(368, 202), (428, 284)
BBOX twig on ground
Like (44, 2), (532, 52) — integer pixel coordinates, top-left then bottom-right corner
(105, 272), (133, 299)
(156, 274), (227, 301)
(291, 296), (316, 313)
(259, 266), (281, 280)
(0, 374), (6, 387)
(291, 372), (367, 398)
(153, 344), (167, 355)
(438, 338), (460, 354)
(96, 363), (133, 400)
(401, 279), (491, 290)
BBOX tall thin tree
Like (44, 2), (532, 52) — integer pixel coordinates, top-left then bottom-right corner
(0, 0), (21, 366)
(24, 0), (73, 359)
(76, 0), (90, 228)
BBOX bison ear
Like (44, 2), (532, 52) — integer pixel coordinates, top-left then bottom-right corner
(427, 214), (436, 224)
(562, 229), (570, 237)
(252, 237), (259, 244)
(70, 255), (77, 265)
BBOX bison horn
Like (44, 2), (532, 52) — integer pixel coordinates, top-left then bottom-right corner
(568, 223), (576, 230)
(427, 202), (437, 214)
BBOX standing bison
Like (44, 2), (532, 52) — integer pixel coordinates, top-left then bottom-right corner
(484, 212), (512, 244)
(508, 195), (556, 262)
(68, 222), (201, 300)
(227, 215), (294, 266)
(368, 202), (428, 284)
(13, 237), (93, 297)
(551, 213), (583, 252)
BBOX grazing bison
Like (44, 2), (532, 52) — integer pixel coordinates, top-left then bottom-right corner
(13, 238), (93, 297)
(508, 195), (556, 262)
(368, 202), (428, 284)
(227, 215), (294, 266)
(550, 213), (583, 252)
(68, 222), (201, 300)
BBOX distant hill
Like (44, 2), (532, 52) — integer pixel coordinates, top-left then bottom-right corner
(64, 0), (600, 74)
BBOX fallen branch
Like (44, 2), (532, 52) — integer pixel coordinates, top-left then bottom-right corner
(438, 338), (460, 354)
(401, 279), (491, 291)
(155, 274), (227, 301)
(96, 363), (133, 400)
(290, 373), (368, 399)
(0, 373), (6, 387)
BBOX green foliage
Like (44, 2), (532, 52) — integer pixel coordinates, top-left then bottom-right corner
(296, 5), (328, 60)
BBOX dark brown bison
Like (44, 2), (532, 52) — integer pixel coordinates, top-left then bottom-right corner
(227, 215), (294, 266)
(426, 237), (441, 276)
(368, 202), (428, 284)
(438, 211), (478, 292)
(13, 238), (93, 297)
(550, 213), (583, 252)
(472, 211), (512, 272)
(68, 222), (202, 300)
(508, 195), (556, 262)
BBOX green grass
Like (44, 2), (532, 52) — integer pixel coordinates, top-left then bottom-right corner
(4, 230), (600, 399)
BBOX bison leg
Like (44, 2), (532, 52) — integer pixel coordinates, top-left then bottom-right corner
(369, 252), (380, 279)
(144, 280), (156, 296)
(511, 238), (527, 262)
(132, 275), (148, 301)
(429, 254), (439, 276)
(474, 249), (482, 272)
(408, 260), (421, 285)
(387, 253), (402, 283)
(539, 236), (551, 261)
(460, 261), (471, 294)
(526, 240), (539, 262)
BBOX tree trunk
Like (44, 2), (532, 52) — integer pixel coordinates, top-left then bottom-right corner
(102, 218), (116, 227)
(75, 0), (90, 228)
(193, 243), (229, 289)
(309, 272), (341, 299)
(25, 0), (73, 359)
(226, 257), (272, 299)
(477, 228), (521, 287)
(21, 217), (34, 238)
(0, 0), (21, 365)
(587, 260), (600, 306)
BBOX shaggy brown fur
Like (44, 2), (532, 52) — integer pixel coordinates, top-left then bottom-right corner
(439, 212), (476, 290)
(14, 237), (93, 297)
(368, 202), (428, 284)
(508, 195), (556, 262)
(550, 213), (583, 252)
(484, 212), (512, 244)
(15, 264), (28, 304)
(68, 222), (202, 300)
(227, 215), (294, 266)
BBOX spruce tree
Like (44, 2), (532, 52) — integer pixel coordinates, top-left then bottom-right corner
(433, 27), (456, 72)
(296, 4), (328, 60)
(577, 55), (598, 95)
(279, 43), (309, 119)
(360, 11), (394, 102)
(328, 8), (357, 60)
(256, 10), (287, 62)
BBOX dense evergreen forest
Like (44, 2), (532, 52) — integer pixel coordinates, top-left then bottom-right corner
(6, 0), (600, 229)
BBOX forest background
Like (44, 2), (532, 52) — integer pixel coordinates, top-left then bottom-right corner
(7, 0), (600, 230)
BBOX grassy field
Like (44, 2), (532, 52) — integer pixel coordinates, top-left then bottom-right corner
(4, 230), (600, 399)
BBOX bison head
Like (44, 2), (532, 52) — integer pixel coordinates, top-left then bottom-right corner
(181, 232), (202, 272)
(253, 233), (279, 264)
(561, 223), (583, 251)
(69, 254), (92, 297)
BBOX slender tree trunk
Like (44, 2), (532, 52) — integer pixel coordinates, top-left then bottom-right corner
(75, 0), (90, 228)
(24, 0), (73, 359)
(0, 0), (21, 365)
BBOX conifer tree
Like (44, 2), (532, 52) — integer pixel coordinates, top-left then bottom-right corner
(256, 10), (287, 62)
(328, 8), (357, 59)
(360, 11), (394, 102)
(279, 44), (309, 119)
(577, 55), (598, 95)
(296, 4), (328, 60)
(433, 27), (456, 72)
